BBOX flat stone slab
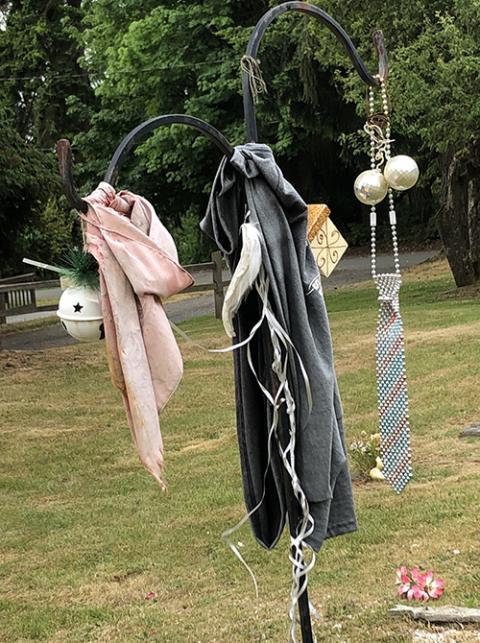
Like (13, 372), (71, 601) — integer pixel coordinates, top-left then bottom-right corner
(413, 629), (480, 642)
(459, 425), (480, 438)
(389, 604), (480, 623)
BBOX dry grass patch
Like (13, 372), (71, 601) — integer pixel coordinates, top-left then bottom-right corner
(1, 260), (479, 642)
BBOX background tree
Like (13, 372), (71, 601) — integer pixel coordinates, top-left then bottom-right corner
(75, 0), (270, 261)
(76, 0), (463, 259)
(0, 107), (57, 275)
(328, 0), (480, 285)
(75, 0), (366, 252)
(0, 0), (94, 275)
(1, 0), (479, 284)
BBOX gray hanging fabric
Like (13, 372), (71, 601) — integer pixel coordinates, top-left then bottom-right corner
(200, 143), (357, 552)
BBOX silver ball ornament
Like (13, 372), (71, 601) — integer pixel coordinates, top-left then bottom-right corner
(354, 169), (388, 205)
(384, 155), (419, 191)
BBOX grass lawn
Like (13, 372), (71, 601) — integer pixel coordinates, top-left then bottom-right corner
(1, 259), (479, 642)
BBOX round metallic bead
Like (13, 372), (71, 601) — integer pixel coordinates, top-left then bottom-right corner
(384, 155), (420, 191)
(354, 169), (388, 205)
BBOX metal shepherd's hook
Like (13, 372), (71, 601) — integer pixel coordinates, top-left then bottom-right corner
(242, 1), (388, 142)
(241, 4), (388, 643)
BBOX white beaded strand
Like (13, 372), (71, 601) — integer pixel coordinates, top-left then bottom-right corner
(368, 85), (378, 279)
(368, 79), (401, 278)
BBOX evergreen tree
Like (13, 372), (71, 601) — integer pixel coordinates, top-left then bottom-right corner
(0, 0), (95, 274)
(77, 0), (480, 275)
(1, 0), (479, 279)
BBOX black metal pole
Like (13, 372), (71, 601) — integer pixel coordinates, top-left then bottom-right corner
(56, 140), (89, 213)
(57, 113), (314, 639)
(56, 115), (314, 640)
(104, 114), (234, 186)
(279, 441), (314, 643)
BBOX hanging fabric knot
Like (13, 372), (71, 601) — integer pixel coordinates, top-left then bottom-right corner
(241, 55), (267, 104)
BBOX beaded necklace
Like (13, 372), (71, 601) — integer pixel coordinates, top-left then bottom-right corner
(354, 78), (418, 492)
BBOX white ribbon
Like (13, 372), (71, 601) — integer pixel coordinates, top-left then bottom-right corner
(172, 267), (316, 642)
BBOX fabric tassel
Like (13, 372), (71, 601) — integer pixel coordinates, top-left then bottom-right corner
(222, 222), (263, 338)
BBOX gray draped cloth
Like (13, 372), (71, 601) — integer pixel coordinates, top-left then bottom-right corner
(200, 143), (357, 551)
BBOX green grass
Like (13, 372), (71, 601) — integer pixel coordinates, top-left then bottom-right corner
(1, 260), (479, 642)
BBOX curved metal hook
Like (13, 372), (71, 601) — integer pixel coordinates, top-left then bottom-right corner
(104, 114), (234, 186)
(242, 1), (388, 142)
(56, 115), (234, 211)
(56, 139), (89, 213)
(373, 30), (388, 82)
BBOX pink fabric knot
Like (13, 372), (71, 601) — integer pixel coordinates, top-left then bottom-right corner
(81, 183), (194, 488)
(88, 181), (131, 215)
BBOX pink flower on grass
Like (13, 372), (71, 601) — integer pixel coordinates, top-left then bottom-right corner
(396, 566), (410, 584)
(407, 585), (429, 601)
(424, 572), (445, 600)
(396, 566), (411, 596)
(397, 582), (410, 596)
(396, 565), (410, 596)
(395, 566), (445, 602)
(145, 591), (157, 601)
(411, 566), (428, 589)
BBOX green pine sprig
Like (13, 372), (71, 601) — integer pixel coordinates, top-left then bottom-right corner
(58, 247), (100, 290)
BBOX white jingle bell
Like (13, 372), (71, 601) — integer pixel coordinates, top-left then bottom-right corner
(384, 155), (419, 191)
(57, 286), (104, 342)
(354, 169), (388, 205)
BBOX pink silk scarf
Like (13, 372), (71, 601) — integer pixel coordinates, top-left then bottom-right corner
(83, 182), (193, 489)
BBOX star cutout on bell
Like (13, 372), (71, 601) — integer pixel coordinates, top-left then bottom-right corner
(73, 302), (83, 313)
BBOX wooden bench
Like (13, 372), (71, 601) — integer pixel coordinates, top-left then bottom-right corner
(0, 252), (230, 325)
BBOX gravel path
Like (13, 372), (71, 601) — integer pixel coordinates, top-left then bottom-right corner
(2, 250), (438, 352)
